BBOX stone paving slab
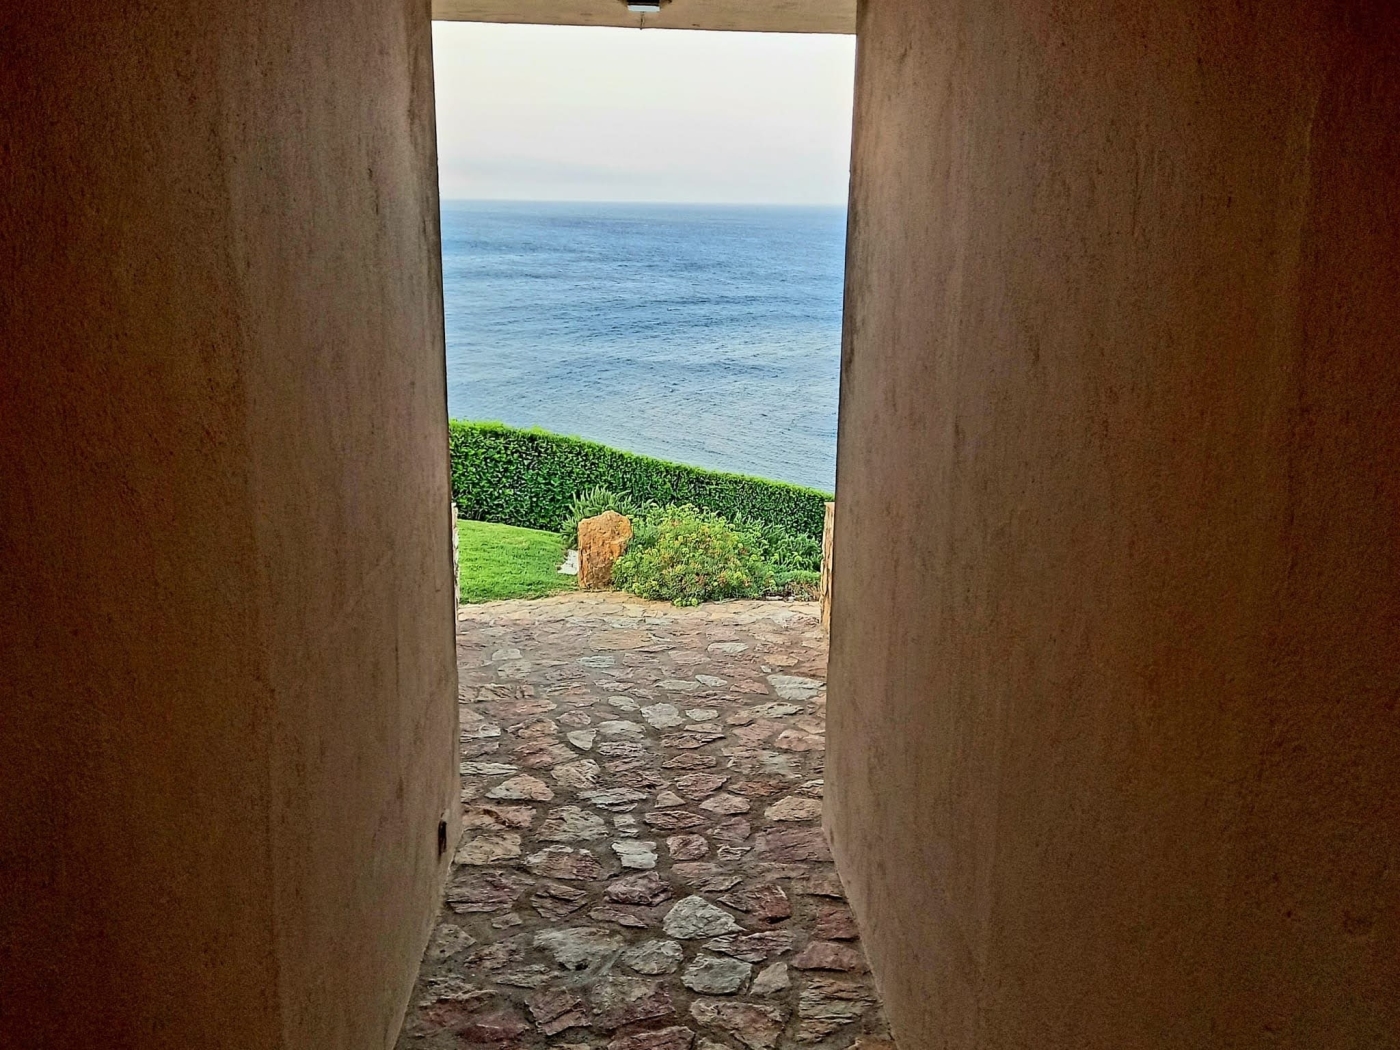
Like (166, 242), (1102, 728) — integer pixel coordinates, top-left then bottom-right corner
(399, 592), (893, 1050)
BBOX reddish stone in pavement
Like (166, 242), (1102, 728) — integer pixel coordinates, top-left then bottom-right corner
(591, 977), (676, 1031)
(753, 827), (831, 863)
(791, 941), (867, 973)
(457, 1007), (532, 1043)
(606, 870), (674, 906)
(719, 882), (791, 921)
(608, 1026), (697, 1050)
(528, 987), (581, 1024)
(813, 905), (859, 940)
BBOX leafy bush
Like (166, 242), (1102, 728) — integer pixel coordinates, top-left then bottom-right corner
(771, 569), (822, 601)
(559, 485), (651, 549)
(730, 512), (823, 573)
(449, 421), (830, 541)
(611, 506), (773, 606)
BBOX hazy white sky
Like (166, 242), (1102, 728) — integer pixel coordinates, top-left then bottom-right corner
(431, 23), (856, 205)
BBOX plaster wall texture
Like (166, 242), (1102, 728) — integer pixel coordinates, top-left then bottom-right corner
(826, 1), (1400, 1047)
(0, 1), (457, 1047)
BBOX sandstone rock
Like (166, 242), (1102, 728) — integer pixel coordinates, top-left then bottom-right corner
(645, 810), (707, 832)
(454, 831), (522, 865)
(528, 987), (586, 1034)
(591, 628), (650, 650)
(598, 719), (645, 738)
(699, 792), (751, 815)
(773, 729), (824, 753)
(567, 729), (598, 750)
(813, 905), (859, 940)
(665, 726), (725, 747)
(702, 930), (795, 962)
(766, 675), (823, 701)
(711, 817), (752, 843)
(747, 702), (801, 720)
(553, 759), (602, 790)
(462, 761), (517, 776)
(753, 827), (830, 863)
(606, 870), (673, 906)
(642, 702), (686, 729)
(671, 863), (743, 893)
(666, 834), (710, 860)
(654, 790), (687, 809)
(599, 741), (649, 760)
(534, 927), (624, 970)
(486, 774), (554, 801)
(457, 1006), (531, 1043)
(538, 805), (608, 842)
(796, 872), (845, 898)
(589, 903), (655, 928)
(530, 882), (590, 920)
(608, 1025), (695, 1050)
(688, 999), (787, 1050)
(791, 941), (866, 972)
(663, 896), (742, 939)
(578, 511), (633, 589)
(674, 773), (729, 799)
(518, 740), (579, 768)
(663, 753), (718, 770)
(718, 882), (790, 921)
(418, 976), (487, 1005)
(750, 962), (790, 996)
(525, 845), (604, 881)
(462, 804), (535, 830)
(682, 954), (753, 994)
(445, 869), (530, 913)
(426, 924), (477, 962)
(795, 979), (875, 1040)
(764, 796), (823, 822)
(620, 938), (685, 975)
(590, 976), (675, 1030)
(512, 717), (558, 737)
(612, 839), (658, 870)
(580, 787), (650, 811)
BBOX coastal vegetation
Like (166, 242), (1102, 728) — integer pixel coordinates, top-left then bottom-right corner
(449, 421), (831, 540)
(452, 423), (827, 605)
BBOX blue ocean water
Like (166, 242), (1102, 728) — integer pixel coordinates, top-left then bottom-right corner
(441, 201), (845, 493)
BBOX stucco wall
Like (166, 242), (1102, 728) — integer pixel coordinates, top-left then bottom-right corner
(0, 1), (457, 1047)
(827, 1), (1400, 1046)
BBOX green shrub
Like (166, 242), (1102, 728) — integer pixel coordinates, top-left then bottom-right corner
(559, 485), (651, 549)
(771, 569), (821, 600)
(612, 506), (773, 606)
(730, 512), (823, 573)
(449, 421), (831, 541)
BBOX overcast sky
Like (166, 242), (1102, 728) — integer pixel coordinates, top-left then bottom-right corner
(431, 23), (856, 205)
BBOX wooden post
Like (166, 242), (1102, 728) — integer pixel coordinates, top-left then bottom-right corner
(820, 501), (835, 630)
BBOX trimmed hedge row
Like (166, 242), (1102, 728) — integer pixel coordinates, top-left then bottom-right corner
(449, 421), (831, 540)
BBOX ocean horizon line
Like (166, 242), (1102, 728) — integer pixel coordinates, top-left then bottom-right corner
(440, 197), (848, 210)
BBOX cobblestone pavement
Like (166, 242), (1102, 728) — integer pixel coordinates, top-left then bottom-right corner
(399, 592), (893, 1050)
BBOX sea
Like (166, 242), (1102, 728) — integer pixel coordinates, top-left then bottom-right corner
(440, 201), (846, 493)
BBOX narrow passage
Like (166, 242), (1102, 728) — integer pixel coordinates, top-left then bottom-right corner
(400, 592), (892, 1050)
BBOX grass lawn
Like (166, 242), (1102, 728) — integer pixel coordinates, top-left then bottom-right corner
(458, 519), (576, 603)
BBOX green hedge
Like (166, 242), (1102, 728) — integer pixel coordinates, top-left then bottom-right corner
(449, 421), (831, 540)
